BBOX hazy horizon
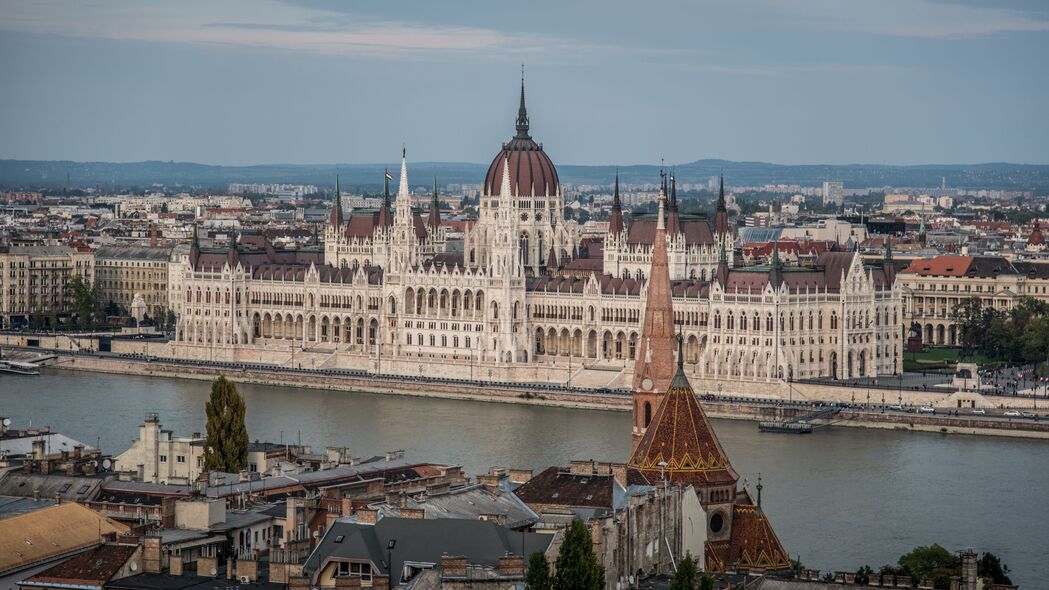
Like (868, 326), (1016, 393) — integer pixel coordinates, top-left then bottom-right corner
(2, 0), (1048, 166)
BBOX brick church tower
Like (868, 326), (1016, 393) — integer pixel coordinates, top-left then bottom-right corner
(631, 182), (677, 448)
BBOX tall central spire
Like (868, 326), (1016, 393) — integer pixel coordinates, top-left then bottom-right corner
(609, 170), (624, 235)
(631, 178), (676, 447)
(515, 65), (530, 138)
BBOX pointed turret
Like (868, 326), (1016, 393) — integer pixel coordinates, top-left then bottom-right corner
(769, 242), (784, 289)
(715, 241), (729, 288)
(714, 174), (728, 236)
(631, 179), (676, 448)
(666, 173), (681, 235)
(377, 169), (394, 227)
(329, 174), (344, 229)
(515, 67), (530, 139)
(882, 238), (897, 284)
(189, 223), (201, 269)
(428, 176), (441, 230)
(398, 146), (409, 199)
(608, 170), (624, 235)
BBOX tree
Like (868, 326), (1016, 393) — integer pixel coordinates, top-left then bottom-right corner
(855, 565), (874, 585)
(526, 552), (552, 590)
(68, 275), (102, 330)
(670, 552), (698, 590)
(554, 519), (604, 590)
(897, 544), (959, 590)
(699, 574), (714, 590)
(978, 553), (1012, 586)
(203, 377), (249, 473)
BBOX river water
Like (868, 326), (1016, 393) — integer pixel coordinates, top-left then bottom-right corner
(2, 369), (1047, 588)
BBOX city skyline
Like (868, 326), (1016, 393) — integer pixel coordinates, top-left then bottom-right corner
(2, 0), (1049, 167)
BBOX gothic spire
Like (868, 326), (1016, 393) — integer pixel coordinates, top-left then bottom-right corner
(717, 174), (726, 212)
(428, 176), (441, 230)
(515, 66), (530, 138)
(609, 169), (624, 235)
(329, 174), (344, 228)
(667, 172), (681, 234)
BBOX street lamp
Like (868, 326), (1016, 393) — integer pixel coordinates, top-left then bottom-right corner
(387, 539), (397, 587)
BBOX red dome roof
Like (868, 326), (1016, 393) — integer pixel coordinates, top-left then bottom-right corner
(1029, 221), (1045, 246)
(483, 78), (559, 197)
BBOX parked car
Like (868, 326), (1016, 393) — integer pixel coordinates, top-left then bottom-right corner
(701, 393), (716, 401)
(970, 408), (987, 415)
(1021, 411), (1037, 418)
(887, 404), (905, 411)
(917, 406), (936, 414)
(1004, 410), (1022, 417)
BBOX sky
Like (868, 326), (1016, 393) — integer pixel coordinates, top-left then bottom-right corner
(0, 0), (1047, 167)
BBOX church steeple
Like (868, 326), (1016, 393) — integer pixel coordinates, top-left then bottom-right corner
(515, 66), (530, 139)
(714, 174), (728, 237)
(631, 177), (676, 448)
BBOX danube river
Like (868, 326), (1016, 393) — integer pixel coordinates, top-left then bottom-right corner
(2, 369), (1047, 588)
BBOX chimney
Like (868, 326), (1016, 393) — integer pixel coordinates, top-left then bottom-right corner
(197, 556), (218, 578)
(476, 474), (501, 495)
(441, 556), (468, 578)
(371, 574), (390, 590)
(73, 445), (83, 459)
(288, 576), (311, 590)
(960, 549), (977, 590)
(569, 460), (595, 475)
(425, 481), (450, 496)
(150, 224), (158, 248)
(508, 469), (533, 484)
(497, 555), (525, 576)
(610, 464), (627, 489)
(481, 513), (507, 527)
(400, 508), (425, 519)
(32, 439), (46, 461)
(355, 509), (378, 525)
(143, 535), (162, 574)
(335, 576), (362, 590)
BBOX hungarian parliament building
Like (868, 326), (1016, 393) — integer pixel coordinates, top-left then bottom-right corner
(170, 81), (903, 388)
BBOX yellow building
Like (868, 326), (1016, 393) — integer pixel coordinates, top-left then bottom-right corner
(0, 245), (94, 329)
(95, 245), (173, 320)
(898, 255), (1049, 345)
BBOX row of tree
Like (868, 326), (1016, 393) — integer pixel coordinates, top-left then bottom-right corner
(952, 296), (1049, 366)
(849, 544), (1011, 590)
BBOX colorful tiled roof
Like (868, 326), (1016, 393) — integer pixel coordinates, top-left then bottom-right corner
(705, 493), (791, 573)
(628, 364), (739, 487)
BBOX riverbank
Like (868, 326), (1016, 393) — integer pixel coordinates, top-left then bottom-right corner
(43, 352), (1049, 440)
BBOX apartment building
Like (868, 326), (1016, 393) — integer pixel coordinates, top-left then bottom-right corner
(0, 245), (94, 329)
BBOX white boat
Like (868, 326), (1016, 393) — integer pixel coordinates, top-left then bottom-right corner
(0, 360), (41, 375)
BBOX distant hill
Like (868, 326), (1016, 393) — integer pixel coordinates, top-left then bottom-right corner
(2, 158), (1047, 192)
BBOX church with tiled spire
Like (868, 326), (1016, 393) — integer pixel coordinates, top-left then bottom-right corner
(630, 182), (678, 447)
(628, 186), (791, 574)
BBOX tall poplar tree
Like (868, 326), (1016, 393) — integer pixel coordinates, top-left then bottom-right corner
(554, 519), (604, 590)
(203, 376), (249, 472)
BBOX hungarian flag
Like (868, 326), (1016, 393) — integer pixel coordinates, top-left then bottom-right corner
(385, 170), (394, 181)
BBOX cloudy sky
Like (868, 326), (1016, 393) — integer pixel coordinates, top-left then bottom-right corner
(1, 0), (1047, 166)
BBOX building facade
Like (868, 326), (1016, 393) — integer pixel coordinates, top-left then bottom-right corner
(95, 245), (174, 321)
(0, 245), (94, 329)
(898, 255), (1049, 346)
(168, 81), (902, 386)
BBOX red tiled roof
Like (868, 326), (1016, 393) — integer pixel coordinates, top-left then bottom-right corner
(484, 137), (559, 197)
(26, 544), (138, 587)
(513, 466), (615, 510)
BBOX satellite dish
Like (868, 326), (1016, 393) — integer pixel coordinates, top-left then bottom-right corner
(102, 459), (112, 470)
(211, 568), (218, 576)
(130, 562), (138, 572)
(2, 418), (11, 427)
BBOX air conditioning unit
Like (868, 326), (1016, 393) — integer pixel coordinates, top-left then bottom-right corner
(239, 576), (251, 583)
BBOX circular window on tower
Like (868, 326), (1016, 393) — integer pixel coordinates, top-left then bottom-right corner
(710, 512), (724, 533)
(520, 212), (529, 222)
(535, 212), (543, 221)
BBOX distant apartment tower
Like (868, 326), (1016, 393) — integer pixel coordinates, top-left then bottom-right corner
(822, 180), (844, 206)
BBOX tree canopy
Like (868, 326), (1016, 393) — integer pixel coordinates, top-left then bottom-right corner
(670, 551), (698, 590)
(525, 552), (552, 590)
(554, 519), (604, 590)
(203, 376), (249, 473)
(952, 296), (1049, 365)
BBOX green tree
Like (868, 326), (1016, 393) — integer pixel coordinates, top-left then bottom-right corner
(554, 519), (604, 590)
(855, 565), (874, 585)
(897, 544), (959, 590)
(977, 553), (1012, 586)
(203, 377), (249, 473)
(670, 551), (698, 590)
(68, 275), (100, 330)
(526, 552), (552, 590)
(699, 574), (714, 590)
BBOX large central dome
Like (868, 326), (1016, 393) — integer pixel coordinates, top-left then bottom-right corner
(483, 78), (559, 197)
